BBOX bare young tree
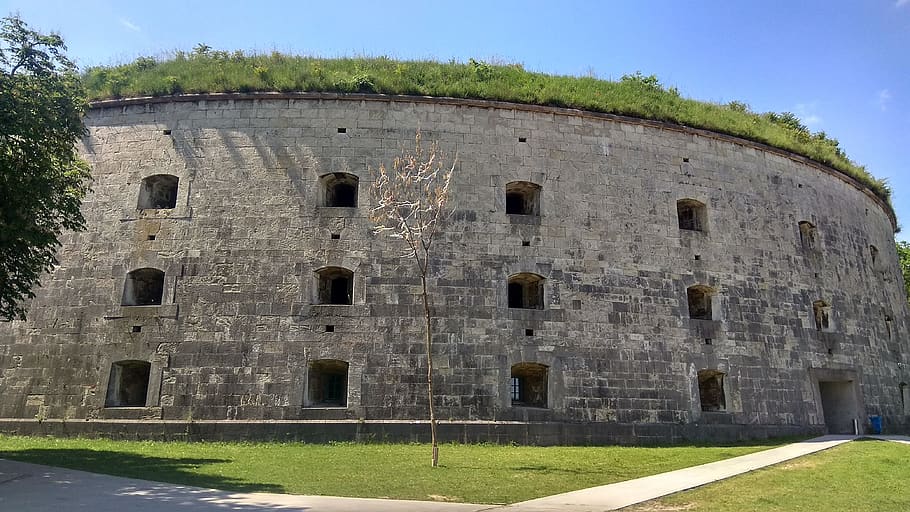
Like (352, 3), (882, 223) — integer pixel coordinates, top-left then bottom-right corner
(369, 130), (455, 468)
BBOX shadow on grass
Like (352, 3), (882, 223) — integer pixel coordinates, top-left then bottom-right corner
(0, 448), (285, 494)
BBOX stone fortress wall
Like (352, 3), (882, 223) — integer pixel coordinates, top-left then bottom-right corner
(1, 93), (908, 443)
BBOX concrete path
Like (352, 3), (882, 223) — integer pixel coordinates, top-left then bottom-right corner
(2, 435), (907, 512)
(506, 435), (858, 511)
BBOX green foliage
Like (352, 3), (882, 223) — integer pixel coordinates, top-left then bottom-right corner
(78, 50), (890, 204)
(0, 16), (91, 320)
(0, 435), (778, 504)
(896, 241), (910, 303)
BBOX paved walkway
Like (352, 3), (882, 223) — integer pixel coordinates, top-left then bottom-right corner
(507, 435), (859, 511)
(1, 435), (907, 512)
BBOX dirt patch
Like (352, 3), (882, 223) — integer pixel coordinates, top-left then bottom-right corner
(428, 494), (461, 502)
(623, 502), (697, 511)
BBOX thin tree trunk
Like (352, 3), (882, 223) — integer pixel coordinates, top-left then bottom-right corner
(420, 271), (439, 467)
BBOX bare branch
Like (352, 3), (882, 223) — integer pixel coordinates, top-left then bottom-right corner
(368, 129), (456, 467)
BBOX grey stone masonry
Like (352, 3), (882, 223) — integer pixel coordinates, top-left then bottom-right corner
(0, 93), (907, 441)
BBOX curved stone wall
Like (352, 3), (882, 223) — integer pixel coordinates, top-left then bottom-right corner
(1, 93), (908, 440)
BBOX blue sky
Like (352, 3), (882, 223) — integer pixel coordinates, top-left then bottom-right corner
(4, 0), (908, 240)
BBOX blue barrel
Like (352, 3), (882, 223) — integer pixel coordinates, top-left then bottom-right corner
(869, 415), (883, 434)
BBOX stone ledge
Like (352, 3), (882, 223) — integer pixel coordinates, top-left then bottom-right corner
(0, 418), (824, 446)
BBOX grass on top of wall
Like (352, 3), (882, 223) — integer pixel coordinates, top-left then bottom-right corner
(0, 435), (782, 504)
(81, 50), (890, 205)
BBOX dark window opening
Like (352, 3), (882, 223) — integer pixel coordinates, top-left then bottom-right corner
(337, 127), (347, 134)
(308, 359), (348, 407)
(131, 325), (142, 333)
(518, 137), (527, 143)
(105, 360), (151, 407)
(870, 245), (879, 265)
(138, 174), (179, 210)
(522, 240), (531, 247)
(697, 369), (725, 412)
(325, 325), (335, 333)
(122, 268), (165, 306)
(162, 129), (172, 135)
(813, 300), (832, 331)
(677, 199), (706, 232)
(687, 285), (713, 320)
(511, 363), (548, 408)
(331, 233), (341, 240)
(505, 181), (541, 216)
(799, 221), (818, 250)
(525, 328), (534, 336)
(705, 338), (713, 345)
(147, 234), (156, 241)
(320, 173), (359, 207)
(508, 273), (544, 309)
(316, 267), (354, 305)
(901, 382), (909, 415)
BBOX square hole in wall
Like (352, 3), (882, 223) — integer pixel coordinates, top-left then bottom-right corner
(827, 348), (834, 355)
(704, 338), (712, 345)
(331, 233), (341, 240)
(147, 234), (156, 241)
(337, 127), (347, 134)
(521, 240), (531, 247)
(694, 254), (701, 261)
(162, 129), (172, 135)
(682, 157), (690, 163)
(131, 325), (142, 333)
(326, 325), (335, 333)
(518, 137), (527, 143)
(572, 299), (582, 310)
(525, 329), (534, 336)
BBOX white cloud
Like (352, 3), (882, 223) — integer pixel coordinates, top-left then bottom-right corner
(795, 102), (823, 127)
(897, 0), (909, 7)
(119, 18), (140, 32)
(878, 89), (892, 111)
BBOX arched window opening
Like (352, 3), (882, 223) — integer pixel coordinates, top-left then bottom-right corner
(870, 245), (879, 266)
(505, 181), (541, 216)
(697, 369), (726, 412)
(687, 285), (714, 320)
(813, 300), (832, 332)
(798, 221), (818, 250)
(511, 362), (548, 408)
(105, 360), (151, 407)
(122, 268), (165, 306)
(320, 173), (359, 207)
(508, 273), (544, 309)
(316, 267), (354, 305)
(677, 199), (706, 232)
(137, 174), (179, 210)
(308, 359), (349, 407)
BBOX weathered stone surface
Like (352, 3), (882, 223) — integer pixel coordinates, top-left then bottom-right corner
(0, 94), (907, 441)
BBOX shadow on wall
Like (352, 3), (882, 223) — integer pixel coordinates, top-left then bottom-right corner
(0, 448), (286, 495)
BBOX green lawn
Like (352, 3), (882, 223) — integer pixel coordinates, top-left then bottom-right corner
(0, 435), (780, 504)
(626, 439), (910, 512)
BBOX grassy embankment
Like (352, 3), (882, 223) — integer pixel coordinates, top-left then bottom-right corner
(0, 435), (779, 504)
(81, 50), (890, 205)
